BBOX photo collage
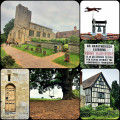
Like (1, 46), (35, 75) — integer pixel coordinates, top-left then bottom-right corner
(0, 0), (119, 120)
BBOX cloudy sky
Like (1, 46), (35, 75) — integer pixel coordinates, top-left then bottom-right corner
(1, 1), (79, 33)
(30, 86), (76, 99)
(80, 1), (119, 34)
(82, 69), (119, 88)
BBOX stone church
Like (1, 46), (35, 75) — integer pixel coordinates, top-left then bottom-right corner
(7, 4), (56, 44)
(1, 69), (29, 119)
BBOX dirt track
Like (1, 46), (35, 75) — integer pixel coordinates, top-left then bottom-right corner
(30, 99), (80, 119)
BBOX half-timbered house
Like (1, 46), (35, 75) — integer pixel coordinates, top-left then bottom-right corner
(82, 72), (111, 109)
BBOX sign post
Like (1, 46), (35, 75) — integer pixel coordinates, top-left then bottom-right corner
(84, 44), (114, 66)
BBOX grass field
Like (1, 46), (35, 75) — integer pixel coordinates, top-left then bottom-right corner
(1, 47), (22, 68)
(52, 53), (79, 68)
(81, 116), (119, 119)
(12, 44), (55, 57)
(30, 98), (61, 101)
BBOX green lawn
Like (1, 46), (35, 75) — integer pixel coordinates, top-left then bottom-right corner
(1, 47), (7, 58)
(12, 44), (55, 57)
(52, 53), (79, 68)
(82, 116), (119, 119)
(1, 47), (22, 68)
(30, 98), (61, 101)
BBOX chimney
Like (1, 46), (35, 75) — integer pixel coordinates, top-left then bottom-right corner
(56, 31), (59, 38)
(74, 26), (77, 32)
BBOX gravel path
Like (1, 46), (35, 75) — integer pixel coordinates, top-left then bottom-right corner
(2, 44), (66, 68)
(30, 99), (80, 119)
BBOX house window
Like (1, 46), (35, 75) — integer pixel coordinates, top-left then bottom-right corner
(98, 92), (104, 99)
(36, 32), (40, 37)
(29, 30), (34, 36)
(99, 79), (104, 85)
(48, 33), (50, 38)
(43, 33), (46, 37)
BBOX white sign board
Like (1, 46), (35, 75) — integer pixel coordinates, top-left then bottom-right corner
(84, 44), (114, 65)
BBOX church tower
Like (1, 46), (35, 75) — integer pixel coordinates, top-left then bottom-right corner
(14, 4), (31, 28)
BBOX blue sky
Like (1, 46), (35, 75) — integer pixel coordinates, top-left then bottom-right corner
(1, 1), (79, 33)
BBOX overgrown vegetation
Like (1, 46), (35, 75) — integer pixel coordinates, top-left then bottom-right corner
(80, 104), (119, 119)
(1, 48), (22, 68)
(31, 35), (80, 45)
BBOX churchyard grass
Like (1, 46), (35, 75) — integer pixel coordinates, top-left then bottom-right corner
(1, 47), (7, 58)
(52, 53), (79, 68)
(12, 44), (55, 57)
(1, 47), (22, 68)
(30, 98), (61, 101)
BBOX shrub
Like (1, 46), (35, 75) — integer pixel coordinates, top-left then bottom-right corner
(36, 44), (41, 47)
(67, 35), (80, 44)
(72, 89), (80, 98)
(63, 44), (68, 52)
(80, 104), (93, 117)
(96, 104), (110, 111)
(1, 55), (15, 68)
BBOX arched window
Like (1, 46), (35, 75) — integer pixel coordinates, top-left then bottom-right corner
(5, 84), (16, 112)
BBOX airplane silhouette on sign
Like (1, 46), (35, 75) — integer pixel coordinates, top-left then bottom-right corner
(85, 7), (102, 12)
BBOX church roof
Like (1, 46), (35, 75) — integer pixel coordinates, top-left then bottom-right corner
(82, 72), (102, 89)
(56, 30), (80, 38)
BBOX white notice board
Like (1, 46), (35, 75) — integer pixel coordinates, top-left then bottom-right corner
(84, 44), (114, 65)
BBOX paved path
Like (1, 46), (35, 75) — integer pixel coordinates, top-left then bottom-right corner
(2, 44), (66, 68)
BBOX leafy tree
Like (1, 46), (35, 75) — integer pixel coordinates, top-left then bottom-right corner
(67, 35), (80, 44)
(80, 40), (119, 68)
(72, 89), (80, 98)
(30, 69), (80, 100)
(0, 34), (7, 44)
(3, 18), (14, 37)
(110, 80), (119, 109)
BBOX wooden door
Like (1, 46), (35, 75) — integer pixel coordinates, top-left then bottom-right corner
(5, 84), (16, 112)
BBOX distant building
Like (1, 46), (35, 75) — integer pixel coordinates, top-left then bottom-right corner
(7, 4), (56, 44)
(82, 72), (111, 109)
(56, 26), (80, 38)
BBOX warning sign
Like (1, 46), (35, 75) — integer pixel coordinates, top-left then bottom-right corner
(84, 44), (114, 65)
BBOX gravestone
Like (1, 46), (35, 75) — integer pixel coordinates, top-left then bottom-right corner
(65, 53), (70, 62)
(26, 46), (29, 50)
(35, 48), (39, 53)
(43, 50), (46, 55)
(30, 48), (34, 51)
(39, 48), (42, 53)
